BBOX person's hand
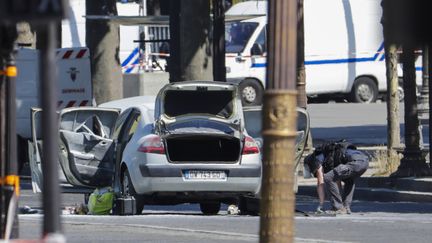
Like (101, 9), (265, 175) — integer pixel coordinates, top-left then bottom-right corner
(316, 204), (324, 214)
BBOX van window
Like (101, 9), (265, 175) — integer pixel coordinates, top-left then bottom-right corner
(225, 22), (258, 53)
(254, 26), (267, 53)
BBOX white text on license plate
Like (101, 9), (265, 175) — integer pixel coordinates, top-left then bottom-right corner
(183, 170), (227, 181)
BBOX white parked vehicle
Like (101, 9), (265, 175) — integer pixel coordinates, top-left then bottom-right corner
(29, 81), (262, 215)
(225, 0), (420, 105)
(16, 47), (92, 171)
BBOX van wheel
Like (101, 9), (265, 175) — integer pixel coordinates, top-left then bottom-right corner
(122, 169), (145, 214)
(398, 86), (404, 102)
(199, 202), (221, 215)
(239, 79), (263, 106)
(349, 77), (378, 103)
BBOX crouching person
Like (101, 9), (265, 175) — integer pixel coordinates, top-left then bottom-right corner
(303, 141), (369, 214)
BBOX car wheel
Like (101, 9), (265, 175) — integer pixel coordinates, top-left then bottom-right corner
(121, 169), (144, 215)
(349, 77), (378, 103)
(199, 202), (221, 215)
(239, 79), (263, 106)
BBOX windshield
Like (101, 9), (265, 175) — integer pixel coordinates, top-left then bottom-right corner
(225, 21), (258, 53)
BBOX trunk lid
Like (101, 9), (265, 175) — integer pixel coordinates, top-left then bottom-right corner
(155, 81), (244, 163)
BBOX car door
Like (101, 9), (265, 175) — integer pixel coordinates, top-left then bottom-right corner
(242, 106), (310, 192)
(29, 107), (120, 191)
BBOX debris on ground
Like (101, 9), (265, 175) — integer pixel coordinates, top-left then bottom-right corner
(227, 204), (240, 215)
(19, 206), (38, 214)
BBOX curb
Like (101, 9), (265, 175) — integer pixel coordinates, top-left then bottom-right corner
(298, 173), (432, 203)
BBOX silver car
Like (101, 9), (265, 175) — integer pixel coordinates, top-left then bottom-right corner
(29, 81), (262, 215)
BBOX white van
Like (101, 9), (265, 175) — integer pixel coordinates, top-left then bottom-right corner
(225, 0), (420, 104)
(16, 47), (92, 171)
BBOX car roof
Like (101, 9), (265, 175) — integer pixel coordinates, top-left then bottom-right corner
(99, 95), (155, 112)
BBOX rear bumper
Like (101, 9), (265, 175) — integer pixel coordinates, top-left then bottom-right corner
(133, 163), (261, 196)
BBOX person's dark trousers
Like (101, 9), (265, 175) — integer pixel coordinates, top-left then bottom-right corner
(324, 159), (369, 210)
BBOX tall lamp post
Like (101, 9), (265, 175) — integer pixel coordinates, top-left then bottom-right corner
(0, 0), (68, 240)
(260, 0), (298, 242)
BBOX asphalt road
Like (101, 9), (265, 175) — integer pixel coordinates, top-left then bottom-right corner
(17, 190), (432, 243)
(307, 103), (429, 146)
(15, 102), (432, 242)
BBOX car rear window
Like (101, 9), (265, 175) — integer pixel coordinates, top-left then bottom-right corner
(243, 109), (262, 138)
(163, 90), (234, 118)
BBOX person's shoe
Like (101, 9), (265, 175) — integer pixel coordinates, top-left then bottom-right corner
(326, 207), (347, 215)
(345, 207), (352, 214)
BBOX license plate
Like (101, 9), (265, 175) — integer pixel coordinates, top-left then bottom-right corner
(183, 170), (227, 181)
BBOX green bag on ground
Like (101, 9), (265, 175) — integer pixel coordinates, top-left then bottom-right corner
(88, 187), (114, 215)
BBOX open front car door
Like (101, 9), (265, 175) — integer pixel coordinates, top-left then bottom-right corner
(29, 107), (120, 192)
(58, 108), (120, 188)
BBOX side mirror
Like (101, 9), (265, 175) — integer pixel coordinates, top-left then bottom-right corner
(250, 43), (263, 56)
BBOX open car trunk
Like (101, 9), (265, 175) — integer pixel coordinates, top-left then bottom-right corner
(166, 135), (241, 163)
(157, 82), (243, 163)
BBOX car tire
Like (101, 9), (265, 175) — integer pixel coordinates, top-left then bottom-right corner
(122, 169), (145, 215)
(199, 202), (221, 215)
(239, 79), (263, 106)
(349, 77), (378, 103)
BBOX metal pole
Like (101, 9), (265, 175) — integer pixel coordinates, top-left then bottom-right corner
(260, 0), (297, 242)
(212, 0), (226, 82)
(0, 23), (19, 239)
(0, 31), (6, 239)
(38, 22), (63, 236)
(4, 39), (19, 240)
(429, 44), (432, 165)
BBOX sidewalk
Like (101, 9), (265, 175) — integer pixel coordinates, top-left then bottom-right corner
(297, 146), (432, 203)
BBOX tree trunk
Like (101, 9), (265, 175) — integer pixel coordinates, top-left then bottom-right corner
(296, 0), (306, 109)
(86, 0), (123, 104)
(383, 42), (401, 168)
(169, 0), (212, 82)
(212, 0), (226, 82)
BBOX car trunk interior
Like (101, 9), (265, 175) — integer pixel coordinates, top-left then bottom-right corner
(166, 135), (241, 162)
(164, 90), (234, 118)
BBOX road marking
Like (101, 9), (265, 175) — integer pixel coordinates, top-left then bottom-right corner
(20, 216), (258, 240)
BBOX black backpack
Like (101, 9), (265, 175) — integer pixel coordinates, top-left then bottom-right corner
(314, 140), (357, 173)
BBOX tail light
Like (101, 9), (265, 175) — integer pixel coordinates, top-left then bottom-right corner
(137, 135), (165, 154)
(242, 136), (260, 155)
